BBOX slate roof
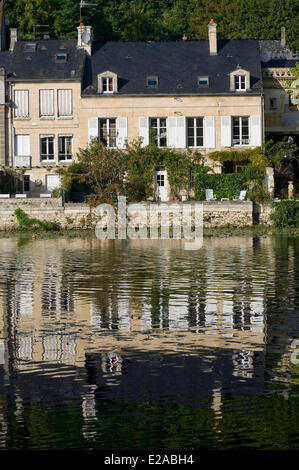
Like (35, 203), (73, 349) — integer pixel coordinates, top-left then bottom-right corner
(0, 51), (11, 70)
(6, 39), (86, 82)
(259, 40), (299, 68)
(82, 39), (263, 96)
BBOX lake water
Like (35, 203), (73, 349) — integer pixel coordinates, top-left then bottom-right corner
(0, 234), (298, 451)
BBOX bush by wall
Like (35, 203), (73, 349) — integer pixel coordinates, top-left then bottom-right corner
(14, 208), (60, 231)
(194, 172), (247, 200)
(270, 200), (299, 228)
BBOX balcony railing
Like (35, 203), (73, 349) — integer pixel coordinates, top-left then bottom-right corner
(13, 155), (31, 168)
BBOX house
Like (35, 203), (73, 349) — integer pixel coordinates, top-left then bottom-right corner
(0, 7), (297, 199)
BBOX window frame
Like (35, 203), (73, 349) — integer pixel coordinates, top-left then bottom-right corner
(232, 116), (250, 146)
(197, 76), (209, 87)
(186, 117), (204, 148)
(57, 89), (73, 118)
(40, 135), (55, 162)
(39, 89), (55, 119)
(58, 135), (73, 162)
(149, 117), (167, 148)
(146, 76), (159, 88)
(99, 118), (117, 148)
(102, 77), (114, 93)
(14, 89), (30, 119)
(234, 74), (246, 91)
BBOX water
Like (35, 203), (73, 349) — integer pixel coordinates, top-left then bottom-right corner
(0, 234), (298, 450)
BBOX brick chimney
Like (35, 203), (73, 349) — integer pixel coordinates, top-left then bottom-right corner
(77, 24), (93, 55)
(281, 27), (286, 47)
(9, 27), (17, 51)
(208, 19), (217, 55)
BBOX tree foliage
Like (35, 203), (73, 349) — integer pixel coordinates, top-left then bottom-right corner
(4, 0), (299, 51)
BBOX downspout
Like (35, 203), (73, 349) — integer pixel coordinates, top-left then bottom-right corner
(8, 81), (16, 193)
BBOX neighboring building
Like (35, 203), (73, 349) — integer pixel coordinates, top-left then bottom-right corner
(0, 9), (297, 199)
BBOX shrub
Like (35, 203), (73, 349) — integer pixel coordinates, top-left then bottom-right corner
(15, 208), (60, 231)
(194, 172), (246, 200)
(270, 200), (299, 228)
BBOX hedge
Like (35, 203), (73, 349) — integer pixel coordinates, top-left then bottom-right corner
(193, 172), (247, 200)
(270, 200), (299, 228)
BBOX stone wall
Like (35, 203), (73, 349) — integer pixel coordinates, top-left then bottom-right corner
(0, 198), (256, 230)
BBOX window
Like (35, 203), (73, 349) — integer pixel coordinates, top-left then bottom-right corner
(269, 97), (277, 110)
(40, 136), (55, 161)
(198, 77), (209, 87)
(58, 136), (73, 161)
(187, 117), (204, 147)
(14, 90), (29, 119)
(57, 89), (72, 118)
(234, 75), (246, 91)
(15, 135), (30, 156)
(99, 118), (117, 148)
(24, 43), (36, 52)
(23, 175), (30, 193)
(150, 118), (167, 147)
(102, 77), (114, 93)
(232, 117), (249, 146)
(39, 89), (54, 118)
(146, 76), (158, 87)
(56, 53), (67, 62)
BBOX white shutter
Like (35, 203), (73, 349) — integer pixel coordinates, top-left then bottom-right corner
(167, 117), (186, 148)
(58, 89), (72, 117)
(221, 116), (232, 147)
(15, 135), (30, 156)
(116, 117), (128, 149)
(14, 90), (29, 118)
(204, 116), (215, 148)
(39, 90), (54, 117)
(88, 118), (99, 144)
(250, 115), (262, 147)
(139, 117), (149, 147)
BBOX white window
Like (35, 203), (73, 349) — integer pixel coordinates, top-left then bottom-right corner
(15, 135), (30, 156)
(234, 75), (246, 91)
(14, 90), (29, 118)
(149, 118), (167, 147)
(40, 136), (55, 161)
(102, 77), (114, 93)
(39, 89), (54, 118)
(57, 89), (72, 118)
(58, 135), (73, 161)
(232, 117), (249, 146)
(187, 117), (204, 147)
(99, 118), (117, 148)
(198, 77), (209, 87)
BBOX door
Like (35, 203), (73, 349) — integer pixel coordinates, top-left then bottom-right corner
(46, 175), (61, 194)
(155, 170), (168, 202)
(23, 175), (30, 196)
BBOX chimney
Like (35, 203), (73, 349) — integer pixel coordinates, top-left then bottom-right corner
(9, 27), (17, 51)
(208, 19), (217, 55)
(77, 24), (93, 55)
(281, 26), (286, 47)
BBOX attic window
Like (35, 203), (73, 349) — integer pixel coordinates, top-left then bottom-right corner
(56, 53), (68, 62)
(102, 77), (114, 92)
(146, 76), (158, 88)
(234, 75), (246, 91)
(198, 77), (209, 87)
(24, 43), (37, 52)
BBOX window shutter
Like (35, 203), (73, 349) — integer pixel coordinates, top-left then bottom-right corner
(168, 117), (186, 148)
(116, 117), (128, 149)
(221, 116), (231, 147)
(14, 90), (29, 118)
(139, 117), (149, 147)
(40, 90), (54, 117)
(176, 117), (186, 148)
(167, 117), (177, 148)
(204, 116), (215, 148)
(250, 115), (262, 147)
(58, 89), (72, 117)
(15, 135), (30, 156)
(88, 118), (99, 144)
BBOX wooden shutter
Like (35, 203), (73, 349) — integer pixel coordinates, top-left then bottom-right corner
(58, 89), (72, 117)
(139, 117), (149, 147)
(15, 135), (30, 156)
(250, 115), (262, 147)
(116, 117), (128, 149)
(88, 118), (99, 144)
(204, 116), (215, 148)
(167, 117), (186, 148)
(39, 90), (54, 117)
(221, 116), (232, 147)
(14, 90), (29, 118)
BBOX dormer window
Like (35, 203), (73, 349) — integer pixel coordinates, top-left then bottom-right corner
(198, 76), (209, 87)
(230, 68), (250, 92)
(102, 77), (114, 93)
(146, 76), (158, 88)
(234, 75), (246, 91)
(97, 71), (118, 94)
(56, 53), (68, 62)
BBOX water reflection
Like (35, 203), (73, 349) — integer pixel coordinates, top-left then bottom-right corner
(0, 235), (298, 450)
